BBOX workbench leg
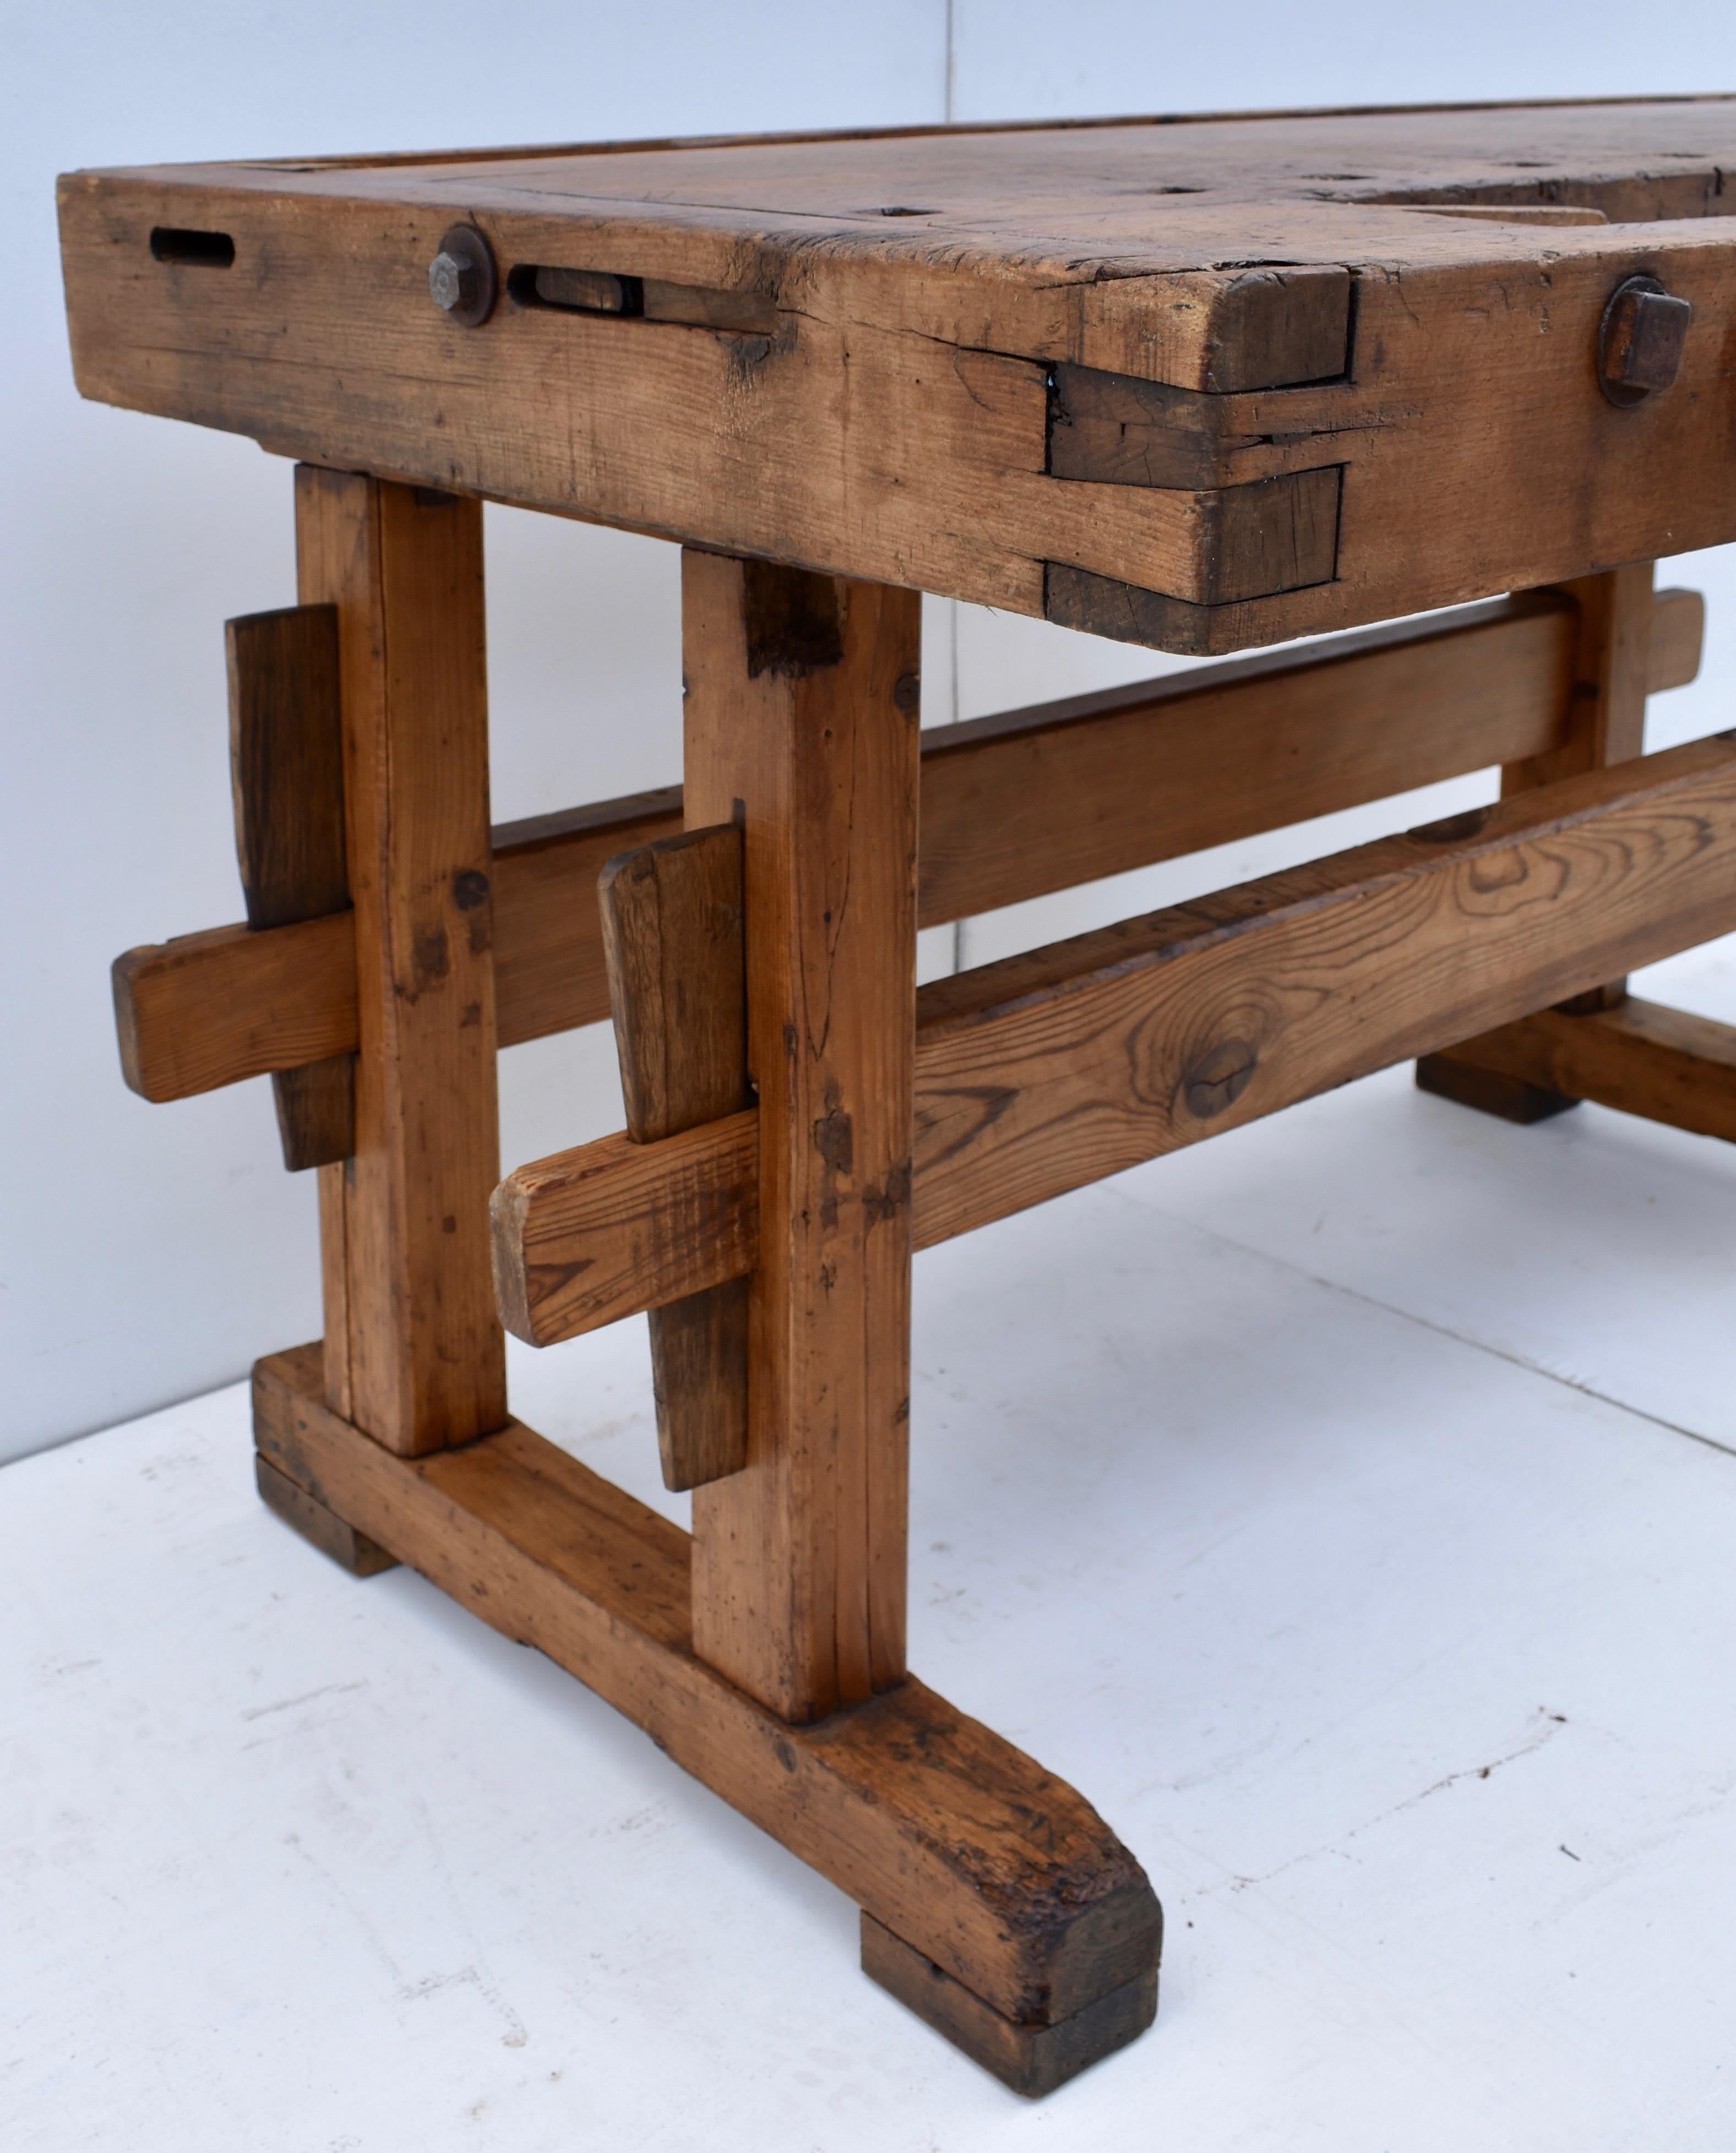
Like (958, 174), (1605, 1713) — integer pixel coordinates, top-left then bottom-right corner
(1418, 562), (1654, 1120)
(676, 551), (1158, 2089)
(681, 548), (918, 1723)
(294, 467), (507, 1455)
(253, 469), (506, 1559)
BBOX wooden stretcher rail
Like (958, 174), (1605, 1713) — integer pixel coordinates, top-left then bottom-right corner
(253, 1342), (1162, 2035)
(493, 729), (1736, 1348)
(113, 587), (1702, 1105)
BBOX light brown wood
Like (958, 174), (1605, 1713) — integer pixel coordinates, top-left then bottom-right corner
(599, 825), (750, 1492)
(59, 106), (1736, 652)
(491, 1115), (759, 1347)
(861, 1913), (1160, 2098)
(1423, 999), (1736, 1144)
(295, 467), (505, 1454)
(255, 1450), (398, 1576)
(1509, 563), (1656, 1010)
(226, 602), (353, 1169)
(1422, 559), (1659, 1120)
(253, 1341), (1162, 2029)
(682, 552), (919, 1724)
(494, 730), (1736, 1344)
(490, 786), (683, 1043)
(112, 912), (356, 1102)
(107, 586), (1706, 1107)
(1420, 564), (1659, 1104)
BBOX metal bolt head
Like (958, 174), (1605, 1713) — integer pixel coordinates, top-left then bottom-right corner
(428, 250), (475, 314)
(427, 224), (497, 329)
(1599, 274), (1692, 407)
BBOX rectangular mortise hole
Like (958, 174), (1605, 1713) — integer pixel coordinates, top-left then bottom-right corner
(508, 264), (641, 314)
(150, 226), (235, 267)
(508, 264), (776, 336)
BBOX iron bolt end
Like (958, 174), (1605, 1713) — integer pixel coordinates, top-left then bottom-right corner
(428, 250), (476, 314)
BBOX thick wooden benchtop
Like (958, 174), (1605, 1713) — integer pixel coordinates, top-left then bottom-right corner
(58, 101), (1736, 652)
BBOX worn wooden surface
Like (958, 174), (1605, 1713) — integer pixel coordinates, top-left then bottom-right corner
(254, 1449), (398, 1577)
(680, 553), (919, 1724)
(599, 825), (750, 1492)
(107, 586), (1706, 1106)
(1423, 999), (1736, 1144)
(226, 602), (353, 1169)
(58, 102), (1736, 652)
(1415, 1053), (1579, 1126)
(113, 912), (357, 1102)
(1421, 563), (1661, 1103)
(1509, 563), (1656, 1009)
(295, 469), (505, 1453)
(252, 1342), (1163, 2032)
(495, 731), (1736, 1346)
(861, 1913), (1160, 2097)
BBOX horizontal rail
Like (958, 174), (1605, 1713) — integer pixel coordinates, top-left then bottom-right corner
(1425, 998), (1736, 1144)
(494, 729), (1736, 1347)
(113, 586), (1702, 1105)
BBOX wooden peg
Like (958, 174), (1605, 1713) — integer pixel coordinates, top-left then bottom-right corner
(598, 824), (752, 1492)
(227, 603), (353, 1170)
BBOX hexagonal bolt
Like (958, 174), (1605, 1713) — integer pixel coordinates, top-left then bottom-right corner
(428, 250), (477, 315)
(1599, 276), (1693, 406)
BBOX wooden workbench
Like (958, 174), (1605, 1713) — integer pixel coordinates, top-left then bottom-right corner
(59, 100), (1736, 2094)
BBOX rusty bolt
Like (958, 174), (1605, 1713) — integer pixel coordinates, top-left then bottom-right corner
(1598, 274), (1692, 407)
(427, 224), (497, 328)
(428, 250), (473, 313)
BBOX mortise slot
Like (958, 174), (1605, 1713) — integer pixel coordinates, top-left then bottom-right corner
(149, 226), (235, 267)
(509, 264), (777, 336)
(509, 264), (641, 314)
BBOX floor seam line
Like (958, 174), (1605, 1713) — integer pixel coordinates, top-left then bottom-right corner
(1112, 1185), (1735, 1461)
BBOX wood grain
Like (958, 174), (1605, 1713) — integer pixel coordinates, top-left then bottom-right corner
(1509, 562), (1656, 1009)
(491, 1115), (759, 1346)
(226, 602), (353, 1169)
(861, 1914), (1159, 2097)
(255, 1450), (398, 1576)
(109, 586), (1705, 1107)
(113, 912), (356, 1101)
(1422, 998), (1736, 1144)
(491, 786), (683, 1044)
(253, 1342), (1163, 2031)
(494, 731), (1736, 1343)
(599, 825), (750, 1491)
(59, 106), (1736, 650)
(682, 551), (920, 1724)
(295, 467), (505, 1454)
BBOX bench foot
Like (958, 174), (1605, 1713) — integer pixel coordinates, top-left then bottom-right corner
(252, 1342), (1162, 2082)
(1415, 1051), (1579, 1125)
(862, 1912), (1158, 2097)
(254, 1451), (398, 1577)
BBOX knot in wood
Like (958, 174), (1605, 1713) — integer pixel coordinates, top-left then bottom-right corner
(1180, 1038), (1258, 1121)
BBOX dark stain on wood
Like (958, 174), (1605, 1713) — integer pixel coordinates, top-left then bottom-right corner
(742, 560), (845, 676)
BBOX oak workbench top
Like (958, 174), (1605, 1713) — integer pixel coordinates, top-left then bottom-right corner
(58, 100), (1736, 653)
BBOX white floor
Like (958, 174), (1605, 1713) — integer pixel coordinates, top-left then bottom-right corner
(8, 941), (1736, 2152)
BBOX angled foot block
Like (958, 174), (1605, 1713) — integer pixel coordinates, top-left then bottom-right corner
(252, 1343), (1162, 2083)
(1415, 1051), (1579, 1125)
(255, 1451), (398, 1577)
(862, 1913), (1158, 2097)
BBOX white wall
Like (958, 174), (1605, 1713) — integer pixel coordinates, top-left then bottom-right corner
(6, 3), (1736, 1459)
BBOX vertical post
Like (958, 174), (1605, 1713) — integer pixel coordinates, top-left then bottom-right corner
(1419, 562), (1657, 1118)
(682, 550), (921, 1723)
(293, 468), (507, 1454)
(1503, 562), (1655, 1010)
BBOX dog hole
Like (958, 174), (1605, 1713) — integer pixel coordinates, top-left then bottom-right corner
(149, 227), (235, 267)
